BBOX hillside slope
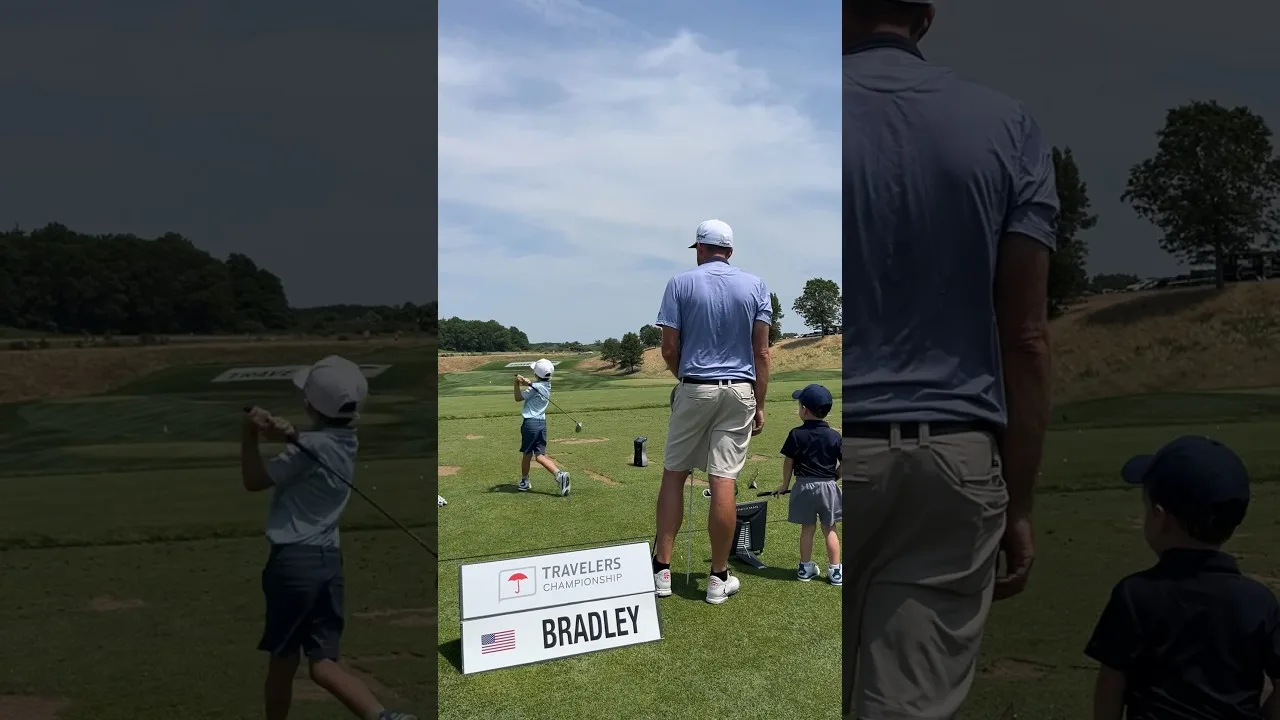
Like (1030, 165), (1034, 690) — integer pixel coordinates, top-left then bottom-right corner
(1053, 281), (1280, 403)
(581, 334), (841, 377)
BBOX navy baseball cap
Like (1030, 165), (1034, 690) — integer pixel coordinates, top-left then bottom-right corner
(792, 384), (833, 411)
(1121, 436), (1250, 525)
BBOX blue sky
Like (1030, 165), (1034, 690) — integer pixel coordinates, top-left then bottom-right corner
(439, 0), (840, 343)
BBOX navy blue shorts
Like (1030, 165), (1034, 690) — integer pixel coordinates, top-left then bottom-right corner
(520, 418), (548, 455)
(258, 543), (345, 661)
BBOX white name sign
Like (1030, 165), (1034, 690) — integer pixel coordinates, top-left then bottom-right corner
(502, 360), (561, 369)
(210, 364), (392, 383)
(458, 541), (661, 674)
(459, 541), (655, 620)
(461, 592), (661, 674)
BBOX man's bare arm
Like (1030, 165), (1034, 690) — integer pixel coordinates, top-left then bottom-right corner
(240, 426), (273, 492)
(660, 326), (681, 378)
(751, 320), (771, 406)
(1092, 666), (1126, 720)
(994, 233), (1052, 516)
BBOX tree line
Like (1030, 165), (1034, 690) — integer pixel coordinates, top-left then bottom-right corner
(1050, 99), (1280, 315)
(0, 223), (435, 337)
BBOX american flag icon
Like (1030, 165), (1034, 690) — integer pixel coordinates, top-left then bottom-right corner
(481, 629), (516, 654)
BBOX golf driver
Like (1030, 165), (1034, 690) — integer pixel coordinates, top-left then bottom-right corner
(757, 489), (791, 497)
(243, 407), (437, 558)
(546, 396), (584, 433)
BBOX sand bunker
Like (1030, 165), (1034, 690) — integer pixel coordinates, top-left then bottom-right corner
(438, 466), (459, 476)
(355, 607), (436, 623)
(585, 471), (618, 486)
(464, 434), (484, 440)
(0, 696), (69, 720)
(749, 454), (771, 462)
(88, 595), (145, 612)
(553, 437), (608, 445)
(977, 658), (1054, 680)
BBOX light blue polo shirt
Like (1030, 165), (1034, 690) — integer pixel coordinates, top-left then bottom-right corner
(842, 35), (1059, 428)
(656, 258), (771, 381)
(264, 428), (357, 547)
(521, 380), (550, 420)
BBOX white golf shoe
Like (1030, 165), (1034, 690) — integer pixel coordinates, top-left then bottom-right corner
(517, 478), (531, 492)
(829, 564), (843, 586)
(705, 572), (740, 605)
(556, 471), (571, 496)
(654, 568), (672, 597)
(797, 561), (820, 581)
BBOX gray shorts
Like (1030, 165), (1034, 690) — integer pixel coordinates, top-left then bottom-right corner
(788, 477), (842, 526)
(258, 543), (345, 661)
(520, 418), (548, 456)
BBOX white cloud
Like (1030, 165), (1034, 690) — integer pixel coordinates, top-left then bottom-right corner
(438, 11), (839, 342)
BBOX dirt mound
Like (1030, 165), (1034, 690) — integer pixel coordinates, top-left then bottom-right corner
(438, 466), (460, 476)
(0, 696), (69, 720)
(0, 337), (432, 404)
(585, 471), (618, 486)
(1054, 282), (1280, 402)
(977, 658), (1054, 680)
(464, 434), (484, 440)
(88, 595), (146, 612)
(553, 437), (607, 445)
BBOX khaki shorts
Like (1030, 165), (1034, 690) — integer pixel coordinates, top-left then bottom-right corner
(664, 381), (755, 478)
(843, 425), (1007, 720)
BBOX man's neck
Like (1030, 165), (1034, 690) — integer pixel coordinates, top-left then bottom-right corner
(845, 24), (914, 46)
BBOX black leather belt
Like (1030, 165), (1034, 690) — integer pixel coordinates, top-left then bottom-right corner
(681, 377), (752, 385)
(844, 421), (996, 440)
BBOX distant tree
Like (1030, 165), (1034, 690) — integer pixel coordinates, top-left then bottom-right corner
(768, 293), (783, 346)
(639, 324), (661, 347)
(791, 278), (841, 335)
(1123, 100), (1280, 289)
(600, 337), (621, 365)
(1090, 273), (1141, 292)
(508, 326), (531, 351)
(1048, 147), (1098, 317)
(618, 332), (645, 371)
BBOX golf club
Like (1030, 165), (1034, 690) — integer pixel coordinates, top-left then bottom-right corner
(546, 396), (584, 433)
(757, 490), (791, 497)
(244, 407), (437, 558)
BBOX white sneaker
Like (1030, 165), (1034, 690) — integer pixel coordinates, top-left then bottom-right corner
(829, 564), (843, 586)
(654, 568), (672, 597)
(556, 471), (571, 496)
(705, 572), (740, 604)
(797, 561), (820, 582)
(517, 478), (531, 492)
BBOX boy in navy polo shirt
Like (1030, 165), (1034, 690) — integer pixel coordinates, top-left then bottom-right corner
(1085, 436), (1280, 720)
(774, 383), (842, 585)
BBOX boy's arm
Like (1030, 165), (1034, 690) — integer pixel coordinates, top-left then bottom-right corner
(241, 423), (273, 492)
(514, 375), (525, 402)
(1092, 666), (1125, 720)
(780, 458), (794, 492)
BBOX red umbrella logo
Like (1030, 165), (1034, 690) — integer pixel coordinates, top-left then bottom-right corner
(506, 572), (529, 594)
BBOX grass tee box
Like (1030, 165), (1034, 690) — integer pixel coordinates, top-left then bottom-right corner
(458, 541), (660, 674)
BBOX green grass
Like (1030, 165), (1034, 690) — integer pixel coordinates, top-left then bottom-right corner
(955, 390), (1280, 718)
(0, 351), (434, 718)
(437, 365), (843, 720)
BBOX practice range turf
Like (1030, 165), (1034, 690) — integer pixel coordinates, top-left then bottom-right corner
(0, 347), (434, 720)
(436, 357), (844, 720)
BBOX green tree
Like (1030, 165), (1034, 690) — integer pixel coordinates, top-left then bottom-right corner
(618, 332), (645, 371)
(1048, 147), (1098, 317)
(791, 278), (841, 335)
(639, 324), (661, 347)
(600, 337), (621, 364)
(1123, 100), (1280, 289)
(769, 292), (783, 346)
(1090, 273), (1141, 292)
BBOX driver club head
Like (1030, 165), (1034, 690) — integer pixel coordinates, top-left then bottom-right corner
(574, 422), (583, 433)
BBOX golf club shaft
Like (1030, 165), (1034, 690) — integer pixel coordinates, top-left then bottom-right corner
(757, 490), (791, 496)
(244, 407), (437, 558)
(546, 397), (581, 427)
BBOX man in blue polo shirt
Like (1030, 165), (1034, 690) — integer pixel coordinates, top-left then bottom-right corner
(651, 219), (773, 606)
(843, 0), (1059, 716)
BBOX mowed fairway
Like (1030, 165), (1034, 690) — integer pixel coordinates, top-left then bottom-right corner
(437, 356), (842, 720)
(965, 391), (1280, 718)
(0, 347), (434, 719)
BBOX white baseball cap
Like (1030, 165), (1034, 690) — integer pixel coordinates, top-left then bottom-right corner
(690, 219), (733, 249)
(533, 358), (555, 379)
(293, 355), (369, 419)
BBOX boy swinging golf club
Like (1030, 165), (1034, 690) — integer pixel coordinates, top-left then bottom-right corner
(241, 355), (415, 720)
(514, 358), (571, 496)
